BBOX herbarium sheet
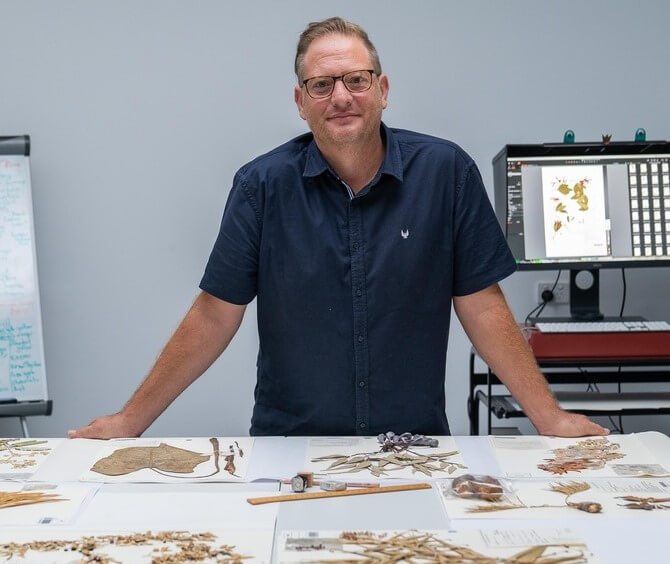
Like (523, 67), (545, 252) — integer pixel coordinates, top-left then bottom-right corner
(305, 436), (468, 480)
(0, 528), (273, 563)
(489, 434), (666, 478)
(0, 481), (99, 526)
(277, 528), (599, 563)
(437, 475), (670, 519)
(80, 437), (254, 483)
(0, 438), (63, 480)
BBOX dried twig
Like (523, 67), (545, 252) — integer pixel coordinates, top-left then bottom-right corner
(312, 449), (464, 478)
(616, 495), (670, 510)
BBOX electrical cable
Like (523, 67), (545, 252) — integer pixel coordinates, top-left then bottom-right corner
(617, 268), (625, 432)
(524, 270), (562, 326)
(619, 268), (627, 318)
(585, 377), (623, 434)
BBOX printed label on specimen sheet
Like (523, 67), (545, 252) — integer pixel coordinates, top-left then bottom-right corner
(437, 475), (670, 519)
(0, 528), (273, 563)
(0, 438), (63, 480)
(80, 437), (254, 483)
(541, 164), (608, 258)
(0, 482), (99, 526)
(278, 528), (598, 562)
(305, 436), (467, 479)
(490, 434), (664, 478)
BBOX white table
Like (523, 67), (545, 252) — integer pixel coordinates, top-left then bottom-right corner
(11, 432), (670, 562)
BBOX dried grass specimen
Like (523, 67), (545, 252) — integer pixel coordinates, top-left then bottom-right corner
(465, 481), (601, 514)
(292, 531), (590, 563)
(312, 449), (465, 478)
(537, 437), (625, 475)
(91, 438), (243, 479)
(0, 490), (65, 510)
(0, 530), (248, 563)
(0, 439), (50, 470)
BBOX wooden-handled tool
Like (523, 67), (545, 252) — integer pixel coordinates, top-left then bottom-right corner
(247, 482), (431, 505)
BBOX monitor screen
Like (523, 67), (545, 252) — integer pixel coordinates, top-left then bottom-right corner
(493, 142), (670, 270)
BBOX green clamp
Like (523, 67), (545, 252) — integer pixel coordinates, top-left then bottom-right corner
(563, 130), (575, 144)
(635, 128), (646, 142)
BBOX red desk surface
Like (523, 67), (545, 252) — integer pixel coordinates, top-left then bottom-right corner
(528, 331), (670, 362)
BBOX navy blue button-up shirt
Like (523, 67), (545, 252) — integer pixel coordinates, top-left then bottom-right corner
(200, 123), (516, 436)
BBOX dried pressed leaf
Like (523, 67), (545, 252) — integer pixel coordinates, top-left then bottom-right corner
(91, 443), (210, 476)
(511, 545), (548, 562)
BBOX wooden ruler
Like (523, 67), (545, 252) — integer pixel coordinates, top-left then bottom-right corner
(247, 482), (431, 505)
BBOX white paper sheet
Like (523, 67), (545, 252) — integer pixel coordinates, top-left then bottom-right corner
(490, 434), (665, 478)
(80, 488), (279, 530)
(437, 476), (670, 519)
(79, 437), (254, 483)
(0, 438), (63, 480)
(0, 481), (99, 526)
(304, 436), (468, 480)
(277, 528), (598, 562)
(0, 528), (273, 563)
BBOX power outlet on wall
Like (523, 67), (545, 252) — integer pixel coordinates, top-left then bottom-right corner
(537, 282), (569, 304)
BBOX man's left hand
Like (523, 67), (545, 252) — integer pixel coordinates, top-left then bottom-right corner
(534, 410), (610, 437)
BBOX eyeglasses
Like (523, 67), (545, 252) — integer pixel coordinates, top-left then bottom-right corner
(302, 69), (377, 99)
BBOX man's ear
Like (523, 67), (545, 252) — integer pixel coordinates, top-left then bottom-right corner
(379, 74), (389, 109)
(294, 85), (306, 120)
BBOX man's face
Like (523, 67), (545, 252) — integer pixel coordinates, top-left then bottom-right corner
(294, 34), (389, 148)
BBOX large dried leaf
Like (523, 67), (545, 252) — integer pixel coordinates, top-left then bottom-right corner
(91, 443), (210, 476)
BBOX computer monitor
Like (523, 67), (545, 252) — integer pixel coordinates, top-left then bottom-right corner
(493, 141), (670, 320)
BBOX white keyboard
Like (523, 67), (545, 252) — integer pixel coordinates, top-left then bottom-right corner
(534, 320), (670, 333)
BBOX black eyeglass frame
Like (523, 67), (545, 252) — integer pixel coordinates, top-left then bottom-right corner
(301, 69), (377, 99)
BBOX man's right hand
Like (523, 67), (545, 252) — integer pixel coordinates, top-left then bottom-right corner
(68, 412), (141, 439)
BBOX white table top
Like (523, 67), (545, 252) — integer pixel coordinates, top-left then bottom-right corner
(5, 432), (670, 563)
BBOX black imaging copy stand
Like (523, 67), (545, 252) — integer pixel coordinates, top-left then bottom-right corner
(0, 135), (52, 437)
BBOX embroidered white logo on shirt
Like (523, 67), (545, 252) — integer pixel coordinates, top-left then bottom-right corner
(401, 229), (409, 239)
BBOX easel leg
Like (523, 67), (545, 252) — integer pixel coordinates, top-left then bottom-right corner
(19, 416), (29, 438)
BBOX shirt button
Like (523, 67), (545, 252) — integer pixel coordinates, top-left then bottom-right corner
(353, 242), (359, 250)
(358, 335), (364, 342)
(359, 380), (366, 388)
(356, 289), (362, 296)
(359, 422), (366, 429)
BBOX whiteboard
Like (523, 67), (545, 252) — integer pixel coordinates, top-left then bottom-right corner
(0, 144), (48, 402)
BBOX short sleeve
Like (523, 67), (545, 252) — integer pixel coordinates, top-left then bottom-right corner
(199, 171), (261, 305)
(452, 161), (517, 296)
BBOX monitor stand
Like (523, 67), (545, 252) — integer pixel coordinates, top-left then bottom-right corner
(530, 268), (645, 324)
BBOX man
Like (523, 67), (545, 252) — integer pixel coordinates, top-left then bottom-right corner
(70, 18), (607, 439)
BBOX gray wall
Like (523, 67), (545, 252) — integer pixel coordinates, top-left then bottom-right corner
(1, 0), (669, 437)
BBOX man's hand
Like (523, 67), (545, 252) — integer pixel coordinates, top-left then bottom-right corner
(533, 409), (609, 437)
(68, 412), (140, 439)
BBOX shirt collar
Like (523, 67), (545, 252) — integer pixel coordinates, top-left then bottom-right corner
(302, 122), (404, 182)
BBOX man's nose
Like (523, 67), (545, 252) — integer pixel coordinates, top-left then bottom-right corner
(330, 78), (353, 106)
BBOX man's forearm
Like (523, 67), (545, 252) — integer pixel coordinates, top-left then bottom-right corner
(455, 290), (560, 431)
(454, 284), (608, 437)
(119, 292), (246, 435)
